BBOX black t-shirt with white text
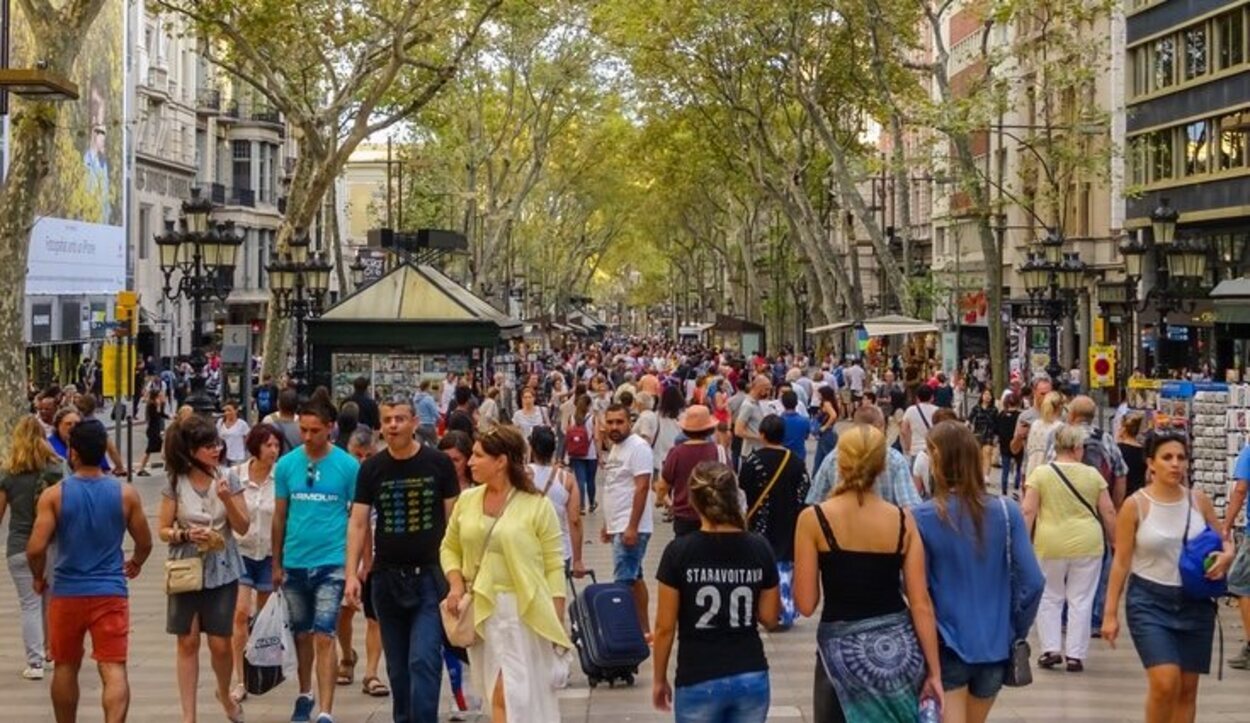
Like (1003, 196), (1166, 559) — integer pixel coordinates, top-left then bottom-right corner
(655, 530), (779, 687)
(354, 445), (460, 568)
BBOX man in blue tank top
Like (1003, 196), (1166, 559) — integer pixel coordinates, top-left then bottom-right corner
(26, 419), (152, 723)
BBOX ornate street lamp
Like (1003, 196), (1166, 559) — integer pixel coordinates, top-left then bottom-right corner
(1150, 198), (1179, 249)
(157, 188), (244, 414)
(266, 232), (333, 389)
(1017, 231), (1084, 383)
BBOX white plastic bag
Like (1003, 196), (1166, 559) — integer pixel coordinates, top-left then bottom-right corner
(245, 592), (297, 678)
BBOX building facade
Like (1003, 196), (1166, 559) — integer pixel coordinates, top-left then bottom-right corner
(1124, 0), (1250, 376)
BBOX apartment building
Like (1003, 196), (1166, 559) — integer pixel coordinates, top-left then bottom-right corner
(929, 3), (1121, 368)
(130, 2), (291, 359)
(1124, 0), (1250, 374)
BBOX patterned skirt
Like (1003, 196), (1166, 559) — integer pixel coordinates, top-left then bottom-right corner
(816, 611), (924, 723)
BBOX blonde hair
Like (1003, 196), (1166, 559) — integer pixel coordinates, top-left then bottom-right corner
(5, 416), (58, 475)
(1039, 391), (1064, 424)
(833, 423), (886, 504)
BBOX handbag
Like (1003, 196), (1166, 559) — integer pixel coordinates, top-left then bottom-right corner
(440, 490), (514, 647)
(1000, 497), (1033, 687)
(1178, 491), (1228, 600)
(164, 555), (204, 594)
(1048, 463), (1107, 553)
(746, 450), (791, 524)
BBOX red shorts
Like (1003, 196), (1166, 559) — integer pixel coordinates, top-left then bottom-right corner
(48, 596), (129, 664)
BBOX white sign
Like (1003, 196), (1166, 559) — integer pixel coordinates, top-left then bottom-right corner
(25, 217), (125, 296)
(222, 325), (250, 365)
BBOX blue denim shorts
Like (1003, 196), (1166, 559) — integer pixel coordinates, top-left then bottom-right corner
(939, 643), (1005, 699)
(283, 565), (346, 636)
(674, 669), (769, 723)
(239, 555), (274, 593)
(1126, 575), (1215, 674)
(611, 532), (651, 584)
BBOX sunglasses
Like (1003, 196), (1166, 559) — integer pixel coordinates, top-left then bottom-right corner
(306, 462), (319, 488)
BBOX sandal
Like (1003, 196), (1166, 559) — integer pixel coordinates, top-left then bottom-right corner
(229, 683), (247, 704)
(216, 690), (245, 723)
(336, 649), (358, 686)
(361, 675), (390, 697)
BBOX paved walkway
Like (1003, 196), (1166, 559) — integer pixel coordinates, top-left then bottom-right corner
(0, 464), (1245, 721)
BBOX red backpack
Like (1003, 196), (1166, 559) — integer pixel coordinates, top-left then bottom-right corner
(565, 419), (591, 458)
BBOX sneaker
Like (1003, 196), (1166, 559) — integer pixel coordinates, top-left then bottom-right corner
(135, 470), (151, 477)
(589, 503), (599, 514)
(1229, 643), (1250, 669)
(315, 715), (334, 723)
(1037, 652), (1063, 669)
(21, 667), (43, 680)
(291, 694), (315, 722)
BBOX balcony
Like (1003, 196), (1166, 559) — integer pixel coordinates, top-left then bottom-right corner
(252, 106), (281, 125)
(191, 182), (256, 208)
(196, 88), (221, 115)
(228, 186), (256, 208)
(142, 65), (170, 102)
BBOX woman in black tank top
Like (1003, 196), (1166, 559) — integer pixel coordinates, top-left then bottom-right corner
(794, 424), (942, 722)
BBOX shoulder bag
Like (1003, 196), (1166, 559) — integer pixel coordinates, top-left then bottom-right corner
(746, 450), (791, 524)
(164, 477), (205, 594)
(1001, 497), (1033, 687)
(1179, 491), (1228, 600)
(441, 490), (514, 647)
(1048, 463), (1106, 553)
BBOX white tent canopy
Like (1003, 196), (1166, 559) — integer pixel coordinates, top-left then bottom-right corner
(806, 314), (938, 337)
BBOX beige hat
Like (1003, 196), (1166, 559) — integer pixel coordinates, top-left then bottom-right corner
(679, 405), (718, 433)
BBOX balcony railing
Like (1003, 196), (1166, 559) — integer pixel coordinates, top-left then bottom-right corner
(144, 65), (170, 98)
(228, 187), (256, 208)
(191, 182), (256, 208)
(196, 88), (222, 113)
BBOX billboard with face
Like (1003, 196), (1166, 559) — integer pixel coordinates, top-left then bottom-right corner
(10, 0), (126, 296)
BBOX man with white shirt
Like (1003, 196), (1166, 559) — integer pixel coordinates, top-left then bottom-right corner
(899, 385), (939, 461)
(599, 404), (655, 637)
(845, 358), (866, 410)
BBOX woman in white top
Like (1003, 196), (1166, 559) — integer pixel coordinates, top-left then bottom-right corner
(653, 386), (684, 478)
(228, 423), (280, 704)
(477, 387), (501, 433)
(512, 387), (548, 445)
(216, 403), (251, 466)
(528, 426), (584, 585)
(1023, 391), (1064, 477)
(1102, 429), (1235, 723)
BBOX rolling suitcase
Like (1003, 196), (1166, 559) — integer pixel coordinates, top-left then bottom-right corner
(567, 570), (649, 687)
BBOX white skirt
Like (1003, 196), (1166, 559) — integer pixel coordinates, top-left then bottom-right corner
(468, 592), (561, 722)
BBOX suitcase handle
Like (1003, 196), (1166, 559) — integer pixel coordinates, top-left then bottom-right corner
(566, 567), (596, 596)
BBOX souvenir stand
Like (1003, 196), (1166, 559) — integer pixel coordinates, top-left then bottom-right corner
(307, 262), (522, 403)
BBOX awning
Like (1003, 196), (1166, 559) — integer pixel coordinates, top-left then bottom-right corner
(806, 321), (854, 334)
(679, 322), (714, 336)
(862, 314), (939, 337)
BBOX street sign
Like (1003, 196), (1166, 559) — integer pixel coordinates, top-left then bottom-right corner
(1090, 345), (1116, 389)
(222, 324), (250, 365)
(101, 342), (135, 397)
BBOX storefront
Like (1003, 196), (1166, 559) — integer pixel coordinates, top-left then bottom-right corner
(307, 262), (521, 401)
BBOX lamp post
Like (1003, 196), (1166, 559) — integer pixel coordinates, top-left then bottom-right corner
(156, 188), (244, 414)
(1118, 198), (1211, 378)
(796, 278), (809, 355)
(1018, 228), (1087, 384)
(266, 232), (332, 390)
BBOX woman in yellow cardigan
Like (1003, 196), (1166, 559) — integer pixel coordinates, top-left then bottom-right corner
(441, 424), (572, 722)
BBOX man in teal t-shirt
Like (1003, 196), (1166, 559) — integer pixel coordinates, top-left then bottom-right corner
(273, 398), (360, 723)
(1226, 444), (1250, 669)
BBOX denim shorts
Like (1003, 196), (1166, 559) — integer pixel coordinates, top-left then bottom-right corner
(239, 555), (274, 593)
(283, 565), (346, 636)
(1126, 575), (1215, 674)
(674, 669), (769, 723)
(611, 532), (651, 584)
(939, 643), (1005, 699)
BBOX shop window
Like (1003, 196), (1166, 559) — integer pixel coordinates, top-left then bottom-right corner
(1217, 9), (1245, 70)
(1184, 25), (1208, 80)
(1183, 121), (1210, 176)
(1154, 36), (1175, 89)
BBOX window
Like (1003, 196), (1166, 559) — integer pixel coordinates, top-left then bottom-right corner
(232, 140), (251, 191)
(1128, 136), (1147, 185)
(1217, 10), (1245, 70)
(1154, 37), (1175, 89)
(1184, 121), (1210, 176)
(138, 204), (151, 261)
(1184, 25), (1208, 80)
(1218, 115), (1248, 170)
(1132, 47), (1150, 95)
(1149, 129), (1174, 181)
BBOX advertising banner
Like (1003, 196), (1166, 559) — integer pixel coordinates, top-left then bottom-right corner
(11, 0), (126, 296)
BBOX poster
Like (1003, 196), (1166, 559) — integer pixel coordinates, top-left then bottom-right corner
(11, 0), (126, 296)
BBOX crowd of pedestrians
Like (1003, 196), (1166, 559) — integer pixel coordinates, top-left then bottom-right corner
(4, 340), (1249, 723)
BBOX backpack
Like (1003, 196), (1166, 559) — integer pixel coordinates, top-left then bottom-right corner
(1081, 426), (1115, 488)
(565, 418), (591, 458)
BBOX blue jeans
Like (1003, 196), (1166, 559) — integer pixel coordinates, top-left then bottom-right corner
(1090, 549), (1111, 630)
(999, 452), (1022, 495)
(674, 670), (770, 723)
(282, 565), (345, 635)
(370, 567), (444, 723)
(778, 561), (795, 629)
(569, 457), (598, 507)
